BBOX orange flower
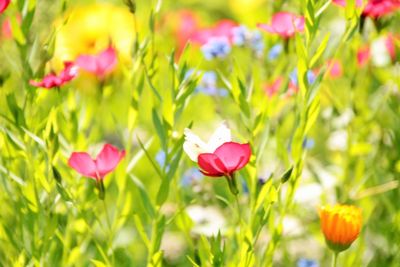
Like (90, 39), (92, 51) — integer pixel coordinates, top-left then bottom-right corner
(319, 204), (362, 252)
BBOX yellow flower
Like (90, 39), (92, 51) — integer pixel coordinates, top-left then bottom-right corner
(53, 3), (135, 65)
(319, 204), (362, 252)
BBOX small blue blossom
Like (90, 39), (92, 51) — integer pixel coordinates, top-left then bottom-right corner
(302, 138), (315, 150)
(290, 68), (316, 86)
(250, 30), (264, 56)
(268, 43), (283, 60)
(201, 37), (231, 60)
(232, 25), (264, 56)
(297, 258), (319, 267)
(196, 71), (228, 96)
(181, 168), (203, 187)
(155, 150), (170, 172)
(232, 25), (248, 46)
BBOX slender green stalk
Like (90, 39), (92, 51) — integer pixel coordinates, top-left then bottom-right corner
(332, 252), (339, 267)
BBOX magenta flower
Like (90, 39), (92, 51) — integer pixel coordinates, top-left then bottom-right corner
(327, 59), (343, 78)
(333, 0), (363, 7)
(0, 0), (11, 14)
(363, 0), (400, 18)
(75, 46), (117, 78)
(263, 77), (284, 97)
(68, 144), (125, 180)
(197, 142), (251, 194)
(357, 46), (371, 67)
(257, 12), (305, 38)
(190, 19), (237, 45)
(29, 62), (78, 89)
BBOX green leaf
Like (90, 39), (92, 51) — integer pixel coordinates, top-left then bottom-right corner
(130, 174), (156, 218)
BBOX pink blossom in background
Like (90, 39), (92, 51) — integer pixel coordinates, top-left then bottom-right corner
(197, 142), (251, 177)
(75, 46), (117, 78)
(0, 0), (10, 14)
(327, 59), (343, 78)
(263, 77), (283, 97)
(175, 10), (200, 55)
(362, 0), (400, 18)
(357, 46), (371, 67)
(68, 144), (125, 180)
(257, 12), (304, 38)
(1, 15), (21, 39)
(29, 62), (78, 89)
(190, 20), (237, 45)
(385, 34), (396, 60)
(332, 0), (363, 7)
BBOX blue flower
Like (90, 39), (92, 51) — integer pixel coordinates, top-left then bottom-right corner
(289, 68), (316, 86)
(232, 25), (264, 56)
(232, 25), (248, 46)
(302, 138), (315, 150)
(201, 37), (231, 60)
(155, 150), (170, 172)
(297, 258), (319, 267)
(181, 168), (203, 187)
(268, 43), (283, 60)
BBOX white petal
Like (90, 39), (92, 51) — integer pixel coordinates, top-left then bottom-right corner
(207, 122), (232, 151)
(183, 128), (208, 162)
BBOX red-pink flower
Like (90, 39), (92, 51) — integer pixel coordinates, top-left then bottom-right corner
(29, 62), (78, 89)
(327, 59), (343, 78)
(1, 15), (21, 39)
(68, 144), (125, 180)
(362, 0), (400, 18)
(197, 142), (251, 178)
(357, 46), (371, 67)
(257, 12), (305, 38)
(0, 0), (11, 14)
(385, 34), (396, 60)
(263, 77), (284, 97)
(75, 46), (117, 78)
(333, 0), (363, 7)
(190, 20), (237, 45)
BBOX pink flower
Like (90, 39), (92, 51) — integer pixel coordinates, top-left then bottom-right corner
(327, 59), (343, 78)
(362, 0), (400, 18)
(190, 20), (237, 45)
(1, 15), (21, 39)
(197, 142), (251, 178)
(333, 0), (363, 7)
(385, 34), (396, 60)
(357, 46), (371, 67)
(68, 144), (125, 180)
(75, 46), (117, 78)
(29, 62), (78, 89)
(257, 12), (305, 38)
(263, 77), (284, 97)
(0, 0), (10, 14)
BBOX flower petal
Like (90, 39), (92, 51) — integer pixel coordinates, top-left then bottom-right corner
(214, 142), (251, 173)
(198, 153), (227, 177)
(68, 152), (97, 179)
(95, 144), (125, 178)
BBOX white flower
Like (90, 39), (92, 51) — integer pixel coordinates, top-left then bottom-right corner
(183, 122), (231, 162)
(186, 205), (226, 236)
(371, 37), (391, 67)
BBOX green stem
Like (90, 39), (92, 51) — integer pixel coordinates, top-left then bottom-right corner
(332, 252), (339, 267)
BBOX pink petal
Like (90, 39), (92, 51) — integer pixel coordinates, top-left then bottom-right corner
(0, 0), (11, 13)
(214, 142), (251, 173)
(257, 23), (275, 34)
(357, 46), (370, 67)
(95, 144), (125, 178)
(68, 152), (97, 179)
(198, 153), (227, 177)
(385, 34), (396, 60)
(96, 47), (118, 76)
(76, 47), (117, 77)
(264, 77), (284, 97)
